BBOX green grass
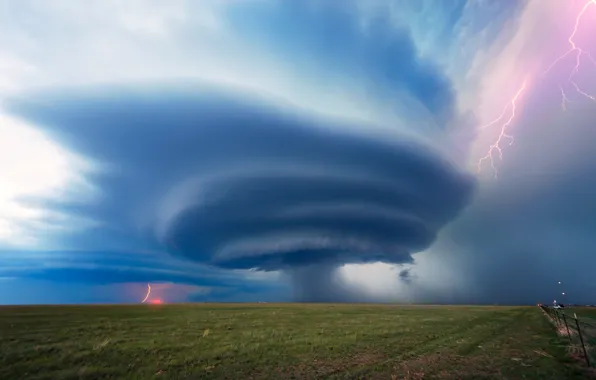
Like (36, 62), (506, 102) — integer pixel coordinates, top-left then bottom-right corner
(565, 307), (596, 321)
(0, 304), (587, 379)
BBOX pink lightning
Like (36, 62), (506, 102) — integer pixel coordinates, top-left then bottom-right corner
(477, 82), (527, 177)
(560, 87), (572, 111)
(141, 283), (151, 303)
(478, 0), (596, 177)
(572, 81), (596, 102)
(545, 0), (596, 102)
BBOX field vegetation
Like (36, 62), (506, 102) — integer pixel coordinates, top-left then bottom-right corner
(0, 304), (587, 379)
(565, 307), (596, 321)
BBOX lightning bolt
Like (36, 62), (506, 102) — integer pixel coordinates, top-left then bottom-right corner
(478, 0), (596, 177)
(545, 0), (596, 103)
(544, 0), (595, 77)
(476, 82), (527, 178)
(560, 87), (571, 111)
(141, 283), (151, 303)
(572, 81), (596, 102)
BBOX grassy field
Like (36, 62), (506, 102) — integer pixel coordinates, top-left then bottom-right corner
(0, 304), (587, 379)
(565, 307), (596, 321)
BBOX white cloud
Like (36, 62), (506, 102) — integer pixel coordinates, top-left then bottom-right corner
(0, 0), (257, 246)
(0, 114), (98, 246)
(339, 244), (474, 303)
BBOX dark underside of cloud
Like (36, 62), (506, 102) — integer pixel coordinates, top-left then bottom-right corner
(0, 250), (242, 287)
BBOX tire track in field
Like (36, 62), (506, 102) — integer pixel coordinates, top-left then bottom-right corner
(335, 309), (528, 379)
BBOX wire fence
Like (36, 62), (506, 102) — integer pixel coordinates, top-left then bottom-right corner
(540, 305), (596, 368)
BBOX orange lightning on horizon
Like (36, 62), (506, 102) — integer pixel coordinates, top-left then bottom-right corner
(141, 283), (151, 303)
(478, 0), (596, 177)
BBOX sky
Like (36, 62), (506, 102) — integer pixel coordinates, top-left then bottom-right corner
(1, 0), (596, 305)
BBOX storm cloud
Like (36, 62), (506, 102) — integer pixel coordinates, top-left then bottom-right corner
(6, 0), (539, 304)
(7, 80), (474, 299)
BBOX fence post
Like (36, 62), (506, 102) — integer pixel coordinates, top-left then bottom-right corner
(562, 313), (572, 343)
(574, 313), (591, 367)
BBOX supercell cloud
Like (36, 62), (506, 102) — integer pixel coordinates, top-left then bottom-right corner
(6, 0), (595, 304)
(8, 82), (474, 299)
(2, 2), (479, 302)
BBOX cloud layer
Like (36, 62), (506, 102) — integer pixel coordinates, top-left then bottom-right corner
(8, 83), (474, 278)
